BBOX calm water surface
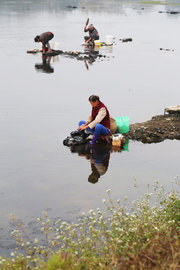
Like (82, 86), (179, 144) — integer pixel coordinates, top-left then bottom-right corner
(0, 0), (180, 254)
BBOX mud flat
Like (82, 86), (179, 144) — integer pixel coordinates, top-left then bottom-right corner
(126, 114), (180, 144)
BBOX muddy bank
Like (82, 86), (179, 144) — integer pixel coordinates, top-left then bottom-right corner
(126, 114), (180, 144)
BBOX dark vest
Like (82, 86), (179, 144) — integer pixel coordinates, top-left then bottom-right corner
(91, 101), (110, 129)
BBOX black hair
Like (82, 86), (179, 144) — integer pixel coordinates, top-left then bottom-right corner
(89, 95), (100, 102)
(34, 35), (40, 42)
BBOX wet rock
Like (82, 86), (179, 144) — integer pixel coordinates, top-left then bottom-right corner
(169, 11), (180, 14)
(120, 38), (133, 42)
(66, 5), (78, 8)
(160, 48), (174, 51)
(45, 49), (63, 56)
(158, 11), (180, 14)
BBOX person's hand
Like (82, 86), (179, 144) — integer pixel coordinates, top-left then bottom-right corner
(78, 125), (87, 131)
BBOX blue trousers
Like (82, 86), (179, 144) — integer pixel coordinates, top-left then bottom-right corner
(79, 121), (109, 136)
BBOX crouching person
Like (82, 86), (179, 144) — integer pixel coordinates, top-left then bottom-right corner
(34, 31), (54, 54)
(78, 95), (110, 145)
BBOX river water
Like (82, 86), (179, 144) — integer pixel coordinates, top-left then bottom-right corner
(0, 0), (180, 255)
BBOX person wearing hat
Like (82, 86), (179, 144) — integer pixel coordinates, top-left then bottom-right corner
(34, 31), (54, 54)
(84, 24), (99, 44)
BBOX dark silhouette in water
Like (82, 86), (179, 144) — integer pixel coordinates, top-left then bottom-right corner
(35, 55), (54, 73)
(70, 144), (111, 184)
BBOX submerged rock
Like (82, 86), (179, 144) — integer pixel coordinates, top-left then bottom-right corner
(27, 49), (107, 62)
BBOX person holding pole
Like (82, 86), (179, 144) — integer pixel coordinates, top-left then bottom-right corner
(84, 19), (99, 44)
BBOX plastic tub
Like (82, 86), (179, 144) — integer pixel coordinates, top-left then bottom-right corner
(115, 116), (130, 133)
(105, 35), (113, 46)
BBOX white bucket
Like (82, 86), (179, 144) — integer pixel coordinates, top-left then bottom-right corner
(52, 42), (60, 50)
(105, 35), (113, 46)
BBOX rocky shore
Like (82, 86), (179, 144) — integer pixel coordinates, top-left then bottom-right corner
(27, 49), (108, 62)
(126, 114), (180, 144)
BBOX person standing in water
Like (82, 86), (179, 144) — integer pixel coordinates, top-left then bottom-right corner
(84, 24), (99, 44)
(34, 31), (54, 53)
(78, 95), (110, 145)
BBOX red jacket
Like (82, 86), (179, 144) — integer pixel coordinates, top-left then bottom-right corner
(91, 101), (110, 129)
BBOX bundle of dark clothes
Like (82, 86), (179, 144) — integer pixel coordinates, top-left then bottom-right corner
(63, 129), (92, 146)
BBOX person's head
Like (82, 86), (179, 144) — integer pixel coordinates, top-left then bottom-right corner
(88, 172), (99, 184)
(89, 95), (100, 107)
(88, 24), (94, 31)
(34, 35), (40, 42)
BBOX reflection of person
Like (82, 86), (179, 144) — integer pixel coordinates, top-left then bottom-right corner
(78, 95), (110, 145)
(88, 145), (110, 184)
(35, 55), (54, 74)
(84, 24), (99, 44)
(70, 144), (111, 184)
(83, 48), (99, 70)
(34, 31), (54, 53)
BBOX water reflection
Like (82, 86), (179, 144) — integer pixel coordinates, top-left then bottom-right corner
(35, 55), (54, 74)
(83, 46), (100, 70)
(69, 141), (129, 184)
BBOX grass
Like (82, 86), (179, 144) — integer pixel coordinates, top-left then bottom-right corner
(136, 0), (180, 5)
(0, 181), (179, 269)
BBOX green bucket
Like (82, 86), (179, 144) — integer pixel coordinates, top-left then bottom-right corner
(115, 116), (130, 133)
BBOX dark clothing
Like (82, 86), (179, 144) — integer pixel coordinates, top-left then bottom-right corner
(91, 101), (110, 130)
(39, 32), (54, 46)
(84, 27), (99, 41)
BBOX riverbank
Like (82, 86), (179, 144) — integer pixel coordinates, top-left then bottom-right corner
(126, 114), (180, 144)
(0, 183), (179, 270)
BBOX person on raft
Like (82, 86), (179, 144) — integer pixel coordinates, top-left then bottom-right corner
(84, 24), (99, 44)
(34, 31), (54, 54)
(78, 95), (110, 145)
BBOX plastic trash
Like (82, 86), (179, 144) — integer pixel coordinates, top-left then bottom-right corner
(115, 116), (130, 133)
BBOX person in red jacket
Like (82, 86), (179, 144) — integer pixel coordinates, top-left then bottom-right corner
(34, 31), (54, 53)
(78, 95), (110, 145)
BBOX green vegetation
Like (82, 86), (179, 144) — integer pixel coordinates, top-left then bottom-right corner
(137, 0), (180, 5)
(0, 181), (179, 270)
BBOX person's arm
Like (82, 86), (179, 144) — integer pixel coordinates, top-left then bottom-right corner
(84, 26), (88, 32)
(85, 37), (92, 43)
(88, 108), (106, 130)
(78, 116), (92, 131)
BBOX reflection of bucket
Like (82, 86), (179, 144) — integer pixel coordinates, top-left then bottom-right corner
(106, 35), (113, 46)
(94, 40), (101, 47)
(53, 56), (59, 62)
(52, 42), (60, 50)
(105, 45), (113, 54)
